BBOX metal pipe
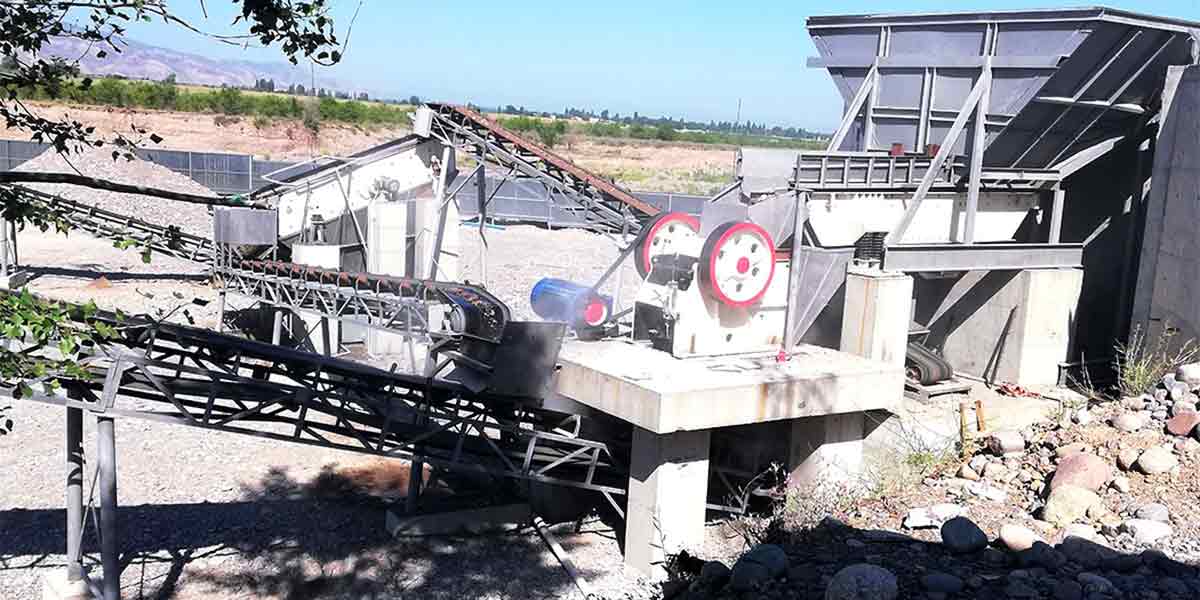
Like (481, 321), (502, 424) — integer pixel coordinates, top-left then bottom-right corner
(66, 406), (84, 582)
(97, 416), (120, 600)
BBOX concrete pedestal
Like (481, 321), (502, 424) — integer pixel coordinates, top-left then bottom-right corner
(840, 267), (913, 367)
(41, 570), (89, 600)
(625, 427), (710, 579)
(788, 412), (866, 490)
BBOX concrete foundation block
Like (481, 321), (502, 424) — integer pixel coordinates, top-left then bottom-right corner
(788, 413), (867, 490)
(841, 268), (913, 368)
(41, 570), (90, 600)
(625, 427), (710, 579)
(932, 268), (1082, 385)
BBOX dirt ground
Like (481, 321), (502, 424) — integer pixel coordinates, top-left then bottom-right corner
(5, 103), (737, 193)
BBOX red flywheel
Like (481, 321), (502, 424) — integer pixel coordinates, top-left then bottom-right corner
(699, 221), (776, 307)
(634, 211), (701, 278)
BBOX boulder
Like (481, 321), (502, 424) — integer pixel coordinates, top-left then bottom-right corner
(1122, 519), (1173, 545)
(1176, 362), (1200, 386)
(1042, 485), (1101, 526)
(940, 517), (988, 554)
(1049, 453), (1111, 492)
(983, 462), (1008, 480)
(1135, 503), (1170, 523)
(1113, 412), (1147, 432)
(1136, 446), (1178, 474)
(698, 561), (731, 586)
(1063, 524), (1099, 542)
(1166, 412), (1200, 436)
(957, 463), (980, 481)
(730, 544), (788, 591)
(929, 503), (964, 522)
(1170, 381), (1191, 402)
(1170, 399), (1197, 417)
(1121, 396), (1147, 411)
(987, 430), (1025, 456)
(1073, 409), (1093, 426)
(1000, 523), (1039, 552)
(902, 508), (937, 530)
(1110, 475), (1131, 493)
(1077, 572), (1115, 594)
(1117, 447), (1142, 471)
(920, 571), (963, 595)
(825, 564), (898, 600)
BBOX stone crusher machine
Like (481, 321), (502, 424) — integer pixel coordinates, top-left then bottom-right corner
(530, 204), (955, 389)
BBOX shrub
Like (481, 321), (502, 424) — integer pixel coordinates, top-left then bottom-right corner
(1115, 323), (1197, 398)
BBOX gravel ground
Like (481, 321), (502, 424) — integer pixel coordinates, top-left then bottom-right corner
(15, 145), (217, 237)
(458, 224), (643, 322)
(1, 223), (662, 600)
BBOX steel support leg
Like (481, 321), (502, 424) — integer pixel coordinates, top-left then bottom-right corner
(97, 416), (120, 600)
(66, 408), (84, 582)
(271, 309), (284, 346)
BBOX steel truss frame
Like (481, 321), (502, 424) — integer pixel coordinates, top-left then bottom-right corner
(15, 316), (632, 600)
(419, 103), (654, 234)
(11, 186), (218, 265)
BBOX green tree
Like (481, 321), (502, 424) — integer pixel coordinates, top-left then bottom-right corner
(0, 0), (345, 432)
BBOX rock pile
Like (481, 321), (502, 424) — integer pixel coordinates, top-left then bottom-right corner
(670, 518), (1200, 599)
(669, 363), (1200, 599)
(14, 146), (217, 237)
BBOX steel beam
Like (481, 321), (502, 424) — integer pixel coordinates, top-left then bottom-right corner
(1045, 34), (1177, 166)
(886, 71), (989, 245)
(964, 31), (994, 244)
(1049, 187), (1066, 244)
(827, 66), (878, 152)
(1051, 136), (1124, 180)
(881, 242), (1083, 272)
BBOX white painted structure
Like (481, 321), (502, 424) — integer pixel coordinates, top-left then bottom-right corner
(257, 136), (460, 358)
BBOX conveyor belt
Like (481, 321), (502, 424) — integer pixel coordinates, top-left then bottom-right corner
(12, 185), (220, 263)
(905, 341), (954, 386)
(420, 103), (656, 233)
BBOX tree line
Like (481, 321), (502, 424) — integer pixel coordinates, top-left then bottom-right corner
(496, 104), (827, 140)
(12, 75), (412, 129)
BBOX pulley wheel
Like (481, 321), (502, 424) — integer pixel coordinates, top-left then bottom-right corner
(699, 221), (776, 307)
(635, 211), (700, 278)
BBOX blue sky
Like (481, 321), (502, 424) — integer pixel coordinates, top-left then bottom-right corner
(128, 1), (1200, 132)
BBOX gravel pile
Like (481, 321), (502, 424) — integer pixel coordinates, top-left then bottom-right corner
(14, 145), (217, 237)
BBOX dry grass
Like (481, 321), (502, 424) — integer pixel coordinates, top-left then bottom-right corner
(1115, 323), (1197, 398)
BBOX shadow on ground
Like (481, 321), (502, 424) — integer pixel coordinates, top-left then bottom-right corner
(663, 516), (1200, 599)
(0, 464), (617, 600)
(26, 267), (209, 283)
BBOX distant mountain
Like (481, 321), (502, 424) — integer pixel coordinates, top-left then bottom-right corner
(36, 36), (343, 91)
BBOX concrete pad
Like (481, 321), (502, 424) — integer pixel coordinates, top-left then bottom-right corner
(385, 503), (531, 537)
(554, 340), (903, 434)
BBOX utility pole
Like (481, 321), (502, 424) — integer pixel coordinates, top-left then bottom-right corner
(735, 98), (742, 132)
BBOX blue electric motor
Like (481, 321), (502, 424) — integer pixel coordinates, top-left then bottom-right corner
(530, 278), (613, 330)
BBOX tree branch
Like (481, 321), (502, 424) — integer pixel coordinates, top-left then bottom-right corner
(0, 172), (260, 207)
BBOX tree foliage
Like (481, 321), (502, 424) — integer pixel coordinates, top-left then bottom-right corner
(0, 1), (349, 433)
